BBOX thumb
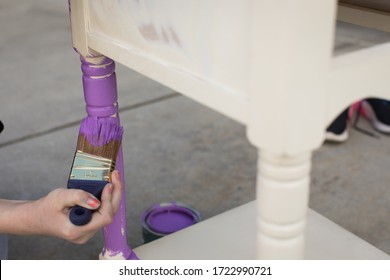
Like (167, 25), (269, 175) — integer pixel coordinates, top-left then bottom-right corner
(59, 189), (101, 210)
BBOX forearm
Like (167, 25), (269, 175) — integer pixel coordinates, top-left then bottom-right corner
(0, 199), (40, 235)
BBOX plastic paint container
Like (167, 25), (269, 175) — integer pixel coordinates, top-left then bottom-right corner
(141, 201), (201, 243)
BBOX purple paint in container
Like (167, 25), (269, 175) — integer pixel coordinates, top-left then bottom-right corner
(141, 202), (201, 243)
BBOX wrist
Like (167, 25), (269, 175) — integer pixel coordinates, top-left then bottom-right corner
(0, 199), (38, 235)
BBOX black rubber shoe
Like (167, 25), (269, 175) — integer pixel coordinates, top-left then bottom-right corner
(325, 108), (349, 142)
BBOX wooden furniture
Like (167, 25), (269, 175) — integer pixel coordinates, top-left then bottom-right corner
(69, 0), (390, 259)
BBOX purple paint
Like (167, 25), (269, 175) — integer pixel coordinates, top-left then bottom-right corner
(146, 205), (198, 234)
(79, 116), (123, 146)
(141, 202), (201, 243)
(80, 56), (138, 260)
(81, 58), (115, 76)
(81, 57), (118, 110)
(86, 105), (119, 118)
(102, 144), (138, 260)
(83, 74), (118, 106)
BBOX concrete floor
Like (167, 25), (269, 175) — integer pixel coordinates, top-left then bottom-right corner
(0, 0), (389, 259)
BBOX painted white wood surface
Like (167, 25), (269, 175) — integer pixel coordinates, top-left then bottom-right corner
(70, 0), (390, 259)
(134, 201), (390, 260)
(77, 0), (390, 152)
(86, 0), (250, 125)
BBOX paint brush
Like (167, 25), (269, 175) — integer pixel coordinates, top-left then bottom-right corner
(67, 116), (123, 226)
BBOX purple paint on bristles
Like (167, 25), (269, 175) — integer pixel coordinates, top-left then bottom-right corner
(79, 116), (123, 146)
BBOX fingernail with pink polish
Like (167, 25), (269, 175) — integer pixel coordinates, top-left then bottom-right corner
(86, 197), (100, 208)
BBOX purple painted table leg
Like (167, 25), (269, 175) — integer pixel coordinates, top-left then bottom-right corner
(80, 55), (138, 260)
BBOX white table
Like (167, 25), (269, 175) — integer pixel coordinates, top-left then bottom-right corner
(69, 0), (390, 259)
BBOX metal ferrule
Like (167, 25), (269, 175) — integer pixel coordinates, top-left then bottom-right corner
(69, 150), (115, 181)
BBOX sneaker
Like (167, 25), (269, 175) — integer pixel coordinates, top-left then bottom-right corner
(361, 98), (390, 134)
(325, 108), (349, 142)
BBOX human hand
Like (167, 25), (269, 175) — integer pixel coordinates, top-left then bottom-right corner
(28, 170), (123, 244)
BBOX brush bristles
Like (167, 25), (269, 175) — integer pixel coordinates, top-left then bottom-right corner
(76, 116), (123, 160)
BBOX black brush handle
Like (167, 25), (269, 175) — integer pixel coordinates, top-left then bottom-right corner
(67, 180), (107, 226)
(69, 205), (93, 226)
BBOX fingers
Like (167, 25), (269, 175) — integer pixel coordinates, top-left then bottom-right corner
(110, 170), (123, 212)
(89, 170), (123, 227)
(53, 188), (101, 211)
(100, 170), (122, 212)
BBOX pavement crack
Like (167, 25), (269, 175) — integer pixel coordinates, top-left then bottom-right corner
(0, 92), (181, 148)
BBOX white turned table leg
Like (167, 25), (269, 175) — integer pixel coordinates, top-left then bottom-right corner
(256, 151), (311, 259)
